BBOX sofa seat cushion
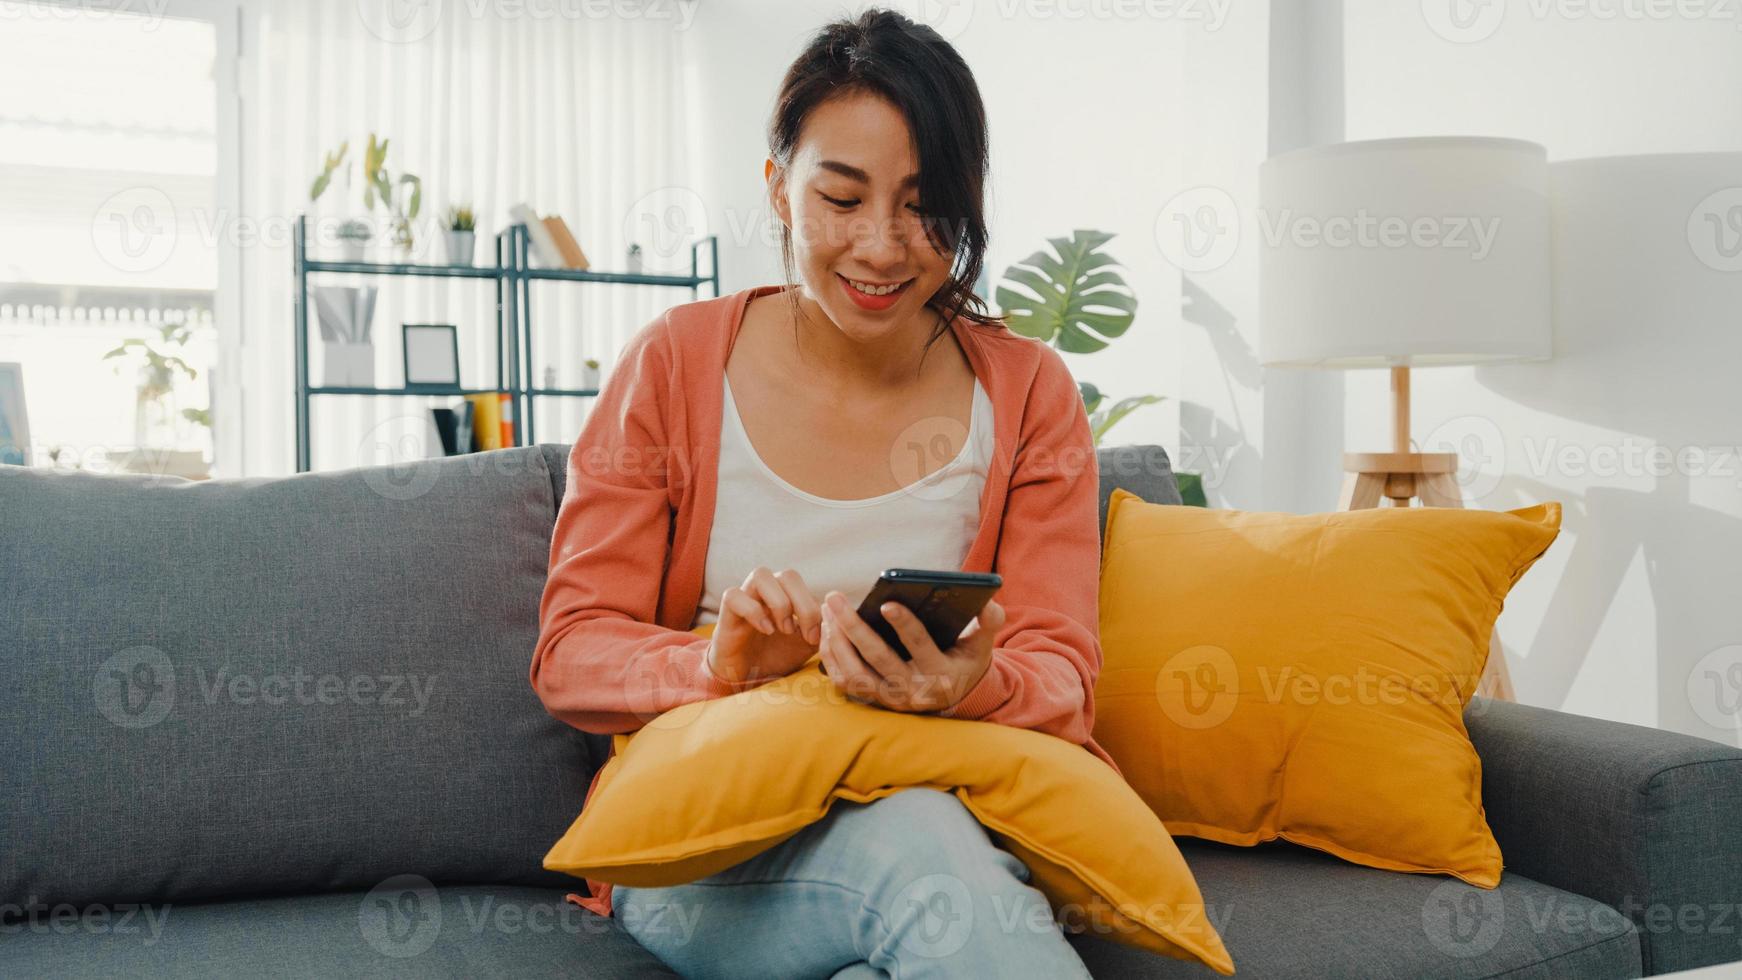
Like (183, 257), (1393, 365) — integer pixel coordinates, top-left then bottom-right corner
(0, 885), (675, 979)
(1068, 838), (1642, 979)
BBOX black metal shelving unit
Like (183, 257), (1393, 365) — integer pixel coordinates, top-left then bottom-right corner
(292, 214), (719, 472)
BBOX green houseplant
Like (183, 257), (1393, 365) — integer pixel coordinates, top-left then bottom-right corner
(994, 229), (1202, 504)
(102, 319), (212, 477)
(310, 133), (423, 257)
(444, 205), (477, 266)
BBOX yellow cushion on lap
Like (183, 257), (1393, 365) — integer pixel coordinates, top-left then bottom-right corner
(542, 627), (1235, 975)
(1094, 489), (1562, 890)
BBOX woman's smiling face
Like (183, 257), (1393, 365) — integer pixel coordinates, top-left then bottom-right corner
(766, 91), (954, 342)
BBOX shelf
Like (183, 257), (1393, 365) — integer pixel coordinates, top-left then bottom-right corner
(308, 386), (507, 397)
(301, 256), (705, 288)
(303, 258), (501, 279)
(519, 267), (709, 287)
(293, 215), (719, 472)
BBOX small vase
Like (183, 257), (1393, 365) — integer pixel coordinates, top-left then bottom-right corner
(580, 363), (601, 390)
(445, 229), (476, 267)
(338, 239), (368, 263)
(133, 366), (180, 449)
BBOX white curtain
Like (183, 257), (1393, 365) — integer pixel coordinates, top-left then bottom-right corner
(228, 0), (701, 476)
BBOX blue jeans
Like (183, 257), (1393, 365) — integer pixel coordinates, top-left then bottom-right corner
(613, 788), (1093, 980)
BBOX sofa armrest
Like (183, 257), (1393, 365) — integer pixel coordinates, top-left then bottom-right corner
(1464, 696), (1742, 975)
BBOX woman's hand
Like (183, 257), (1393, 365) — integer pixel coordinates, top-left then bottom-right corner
(704, 567), (825, 686)
(817, 590), (1006, 712)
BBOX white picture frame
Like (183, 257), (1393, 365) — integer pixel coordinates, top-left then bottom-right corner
(402, 323), (461, 390)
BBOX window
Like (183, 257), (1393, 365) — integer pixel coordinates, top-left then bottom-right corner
(0, 0), (235, 477)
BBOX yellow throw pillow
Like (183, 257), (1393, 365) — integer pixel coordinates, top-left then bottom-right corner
(1095, 489), (1561, 888)
(543, 635), (1235, 975)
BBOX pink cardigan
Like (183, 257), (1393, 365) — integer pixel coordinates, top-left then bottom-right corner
(530, 284), (1118, 918)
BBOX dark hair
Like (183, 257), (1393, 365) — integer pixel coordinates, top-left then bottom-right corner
(767, 8), (1004, 363)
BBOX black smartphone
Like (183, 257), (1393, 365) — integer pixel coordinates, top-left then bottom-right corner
(854, 568), (1003, 661)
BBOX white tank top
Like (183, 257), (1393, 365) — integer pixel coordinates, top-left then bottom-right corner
(691, 372), (995, 628)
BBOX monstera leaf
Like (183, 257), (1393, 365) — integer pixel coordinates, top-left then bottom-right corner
(995, 229), (1137, 354)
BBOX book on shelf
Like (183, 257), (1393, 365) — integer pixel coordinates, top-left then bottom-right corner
(497, 391), (515, 447)
(541, 216), (591, 270)
(462, 392), (507, 450)
(507, 203), (566, 268)
(430, 399), (475, 456)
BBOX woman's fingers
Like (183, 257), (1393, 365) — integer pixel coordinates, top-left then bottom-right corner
(825, 592), (906, 681)
(742, 567), (795, 634)
(720, 586), (775, 634)
(877, 601), (941, 671)
(818, 605), (880, 700)
(961, 599), (1005, 649)
(773, 569), (824, 645)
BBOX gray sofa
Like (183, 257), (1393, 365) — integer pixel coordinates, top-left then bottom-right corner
(4, 444), (1739, 979)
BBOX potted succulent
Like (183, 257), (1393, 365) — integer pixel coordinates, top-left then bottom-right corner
(335, 219), (371, 262)
(580, 358), (602, 390)
(444, 205), (477, 266)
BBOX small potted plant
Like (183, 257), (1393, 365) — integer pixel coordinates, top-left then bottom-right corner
(310, 141), (371, 262)
(335, 219), (371, 262)
(101, 320), (213, 479)
(580, 357), (601, 390)
(444, 205), (476, 266)
(310, 135), (422, 260)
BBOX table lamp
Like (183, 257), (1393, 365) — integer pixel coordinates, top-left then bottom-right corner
(1259, 136), (1552, 509)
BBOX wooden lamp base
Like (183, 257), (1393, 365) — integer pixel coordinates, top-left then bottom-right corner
(1339, 367), (1516, 702)
(1337, 451), (1461, 509)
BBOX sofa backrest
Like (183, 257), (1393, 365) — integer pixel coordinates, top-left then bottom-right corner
(1, 441), (1179, 911)
(0, 448), (595, 911)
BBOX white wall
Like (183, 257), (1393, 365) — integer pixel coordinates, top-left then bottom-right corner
(676, 1), (1742, 741)
(1342, 1), (1742, 744)
(682, 0), (1273, 498)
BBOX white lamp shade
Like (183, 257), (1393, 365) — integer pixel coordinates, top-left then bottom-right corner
(1259, 136), (1552, 369)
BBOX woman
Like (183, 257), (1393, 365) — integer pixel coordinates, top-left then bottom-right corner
(531, 9), (1116, 978)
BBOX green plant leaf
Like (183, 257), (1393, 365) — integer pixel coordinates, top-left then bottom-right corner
(401, 174), (422, 220)
(994, 229), (1136, 354)
(1078, 381), (1104, 415)
(1089, 393), (1163, 443)
(1175, 472), (1207, 507)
